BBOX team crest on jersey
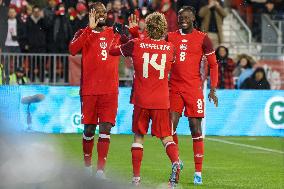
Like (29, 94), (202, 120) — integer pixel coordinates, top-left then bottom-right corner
(180, 44), (187, 51)
(100, 42), (107, 49)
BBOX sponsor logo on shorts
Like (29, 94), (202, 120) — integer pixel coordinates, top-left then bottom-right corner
(265, 96), (284, 129)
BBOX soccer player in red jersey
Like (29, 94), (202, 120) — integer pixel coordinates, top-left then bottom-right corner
(128, 7), (218, 184)
(110, 12), (181, 188)
(168, 6), (219, 185)
(69, 2), (120, 178)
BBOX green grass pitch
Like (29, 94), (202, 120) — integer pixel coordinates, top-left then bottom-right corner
(45, 134), (283, 189)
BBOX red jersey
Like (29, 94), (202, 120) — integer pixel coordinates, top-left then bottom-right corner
(110, 35), (175, 109)
(167, 29), (218, 92)
(69, 27), (119, 95)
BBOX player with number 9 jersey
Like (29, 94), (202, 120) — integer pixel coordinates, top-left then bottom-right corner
(68, 2), (120, 178)
(69, 27), (119, 96)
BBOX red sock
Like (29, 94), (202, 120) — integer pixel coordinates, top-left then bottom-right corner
(172, 132), (179, 145)
(131, 143), (143, 177)
(82, 133), (94, 167)
(165, 141), (179, 163)
(192, 134), (204, 172)
(97, 132), (110, 171)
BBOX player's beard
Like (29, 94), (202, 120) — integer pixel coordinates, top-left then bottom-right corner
(97, 21), (106, 28)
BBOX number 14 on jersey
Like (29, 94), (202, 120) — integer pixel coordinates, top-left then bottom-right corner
(142, 53), (166, 79)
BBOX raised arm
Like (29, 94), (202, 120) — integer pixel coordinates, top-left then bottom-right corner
(128, 14), (140, 39)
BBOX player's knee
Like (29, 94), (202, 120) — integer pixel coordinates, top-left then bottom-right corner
(191, 129), (202, 136)
(161, 136), (174, 146)
(134, 134), (144, 144)
(189, 118), (202, 136)
(99, 122), (112, 134)
(84, 124), (96, 136)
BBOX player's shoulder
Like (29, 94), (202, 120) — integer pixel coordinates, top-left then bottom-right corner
(167, 30), (180, 38)
(192, 29), (207, 39)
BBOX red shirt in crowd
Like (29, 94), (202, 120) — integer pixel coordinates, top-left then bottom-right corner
(167, 29), (218, 92)
(217, 57), (235, 89)
(110, 35), (175, 109)
(69, 26), (120, 96)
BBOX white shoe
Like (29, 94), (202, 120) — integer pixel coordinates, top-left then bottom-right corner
(193, 172), (202, 185)
(95, 170), (106, 180)
(132, 176), (141, 187)
(84, 166), (93, 177)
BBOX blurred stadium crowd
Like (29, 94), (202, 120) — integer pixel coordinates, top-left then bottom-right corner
(0, 0), (283, 89)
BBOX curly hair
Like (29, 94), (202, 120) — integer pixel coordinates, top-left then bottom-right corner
(145, 12), (168, 40)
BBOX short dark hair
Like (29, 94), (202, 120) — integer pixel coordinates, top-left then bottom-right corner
(89, 1), (105, 11)
(178, 6), (196, 15)
(32, 5), (40, 11)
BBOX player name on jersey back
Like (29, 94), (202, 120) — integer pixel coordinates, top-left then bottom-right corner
(140, 42), (171, 51)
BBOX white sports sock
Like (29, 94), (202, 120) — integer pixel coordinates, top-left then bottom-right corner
(195, 172), (202, 177)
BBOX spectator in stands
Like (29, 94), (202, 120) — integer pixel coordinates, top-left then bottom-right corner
(43, 0), (57, 23)
(68, 6), (77, 22)
(138, 2), (149, 19)
(264, 0), (276, 14)
(25, 5), (48, 82)
(3, 7), (22, 53)
(199, 0), (227, 48)
(72, 2), (88, 34)
(249, 0), (267, 42)
(0, 64), (4, 85)
(0, 0), (9, 53)
(149, 0), (160, 12)
(159, 0), (178, 32)
(263, 0), (280, 19)
(106, 0), (128, 26)
(25, 6), (47, 53)
(10, 0), (26, 13)
(138, 19), (147, 39)
(9, 67), (29, 85)
(44, 0), (58, 53)
(234, 54), (255, 89)
(216, 46), (235, 89)
(49, 2), (73, 53)
(241, 67), (270, 89)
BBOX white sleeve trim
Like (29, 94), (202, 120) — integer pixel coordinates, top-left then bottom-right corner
(119, 45), (126, 57)
(205, 51), (215, 56)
